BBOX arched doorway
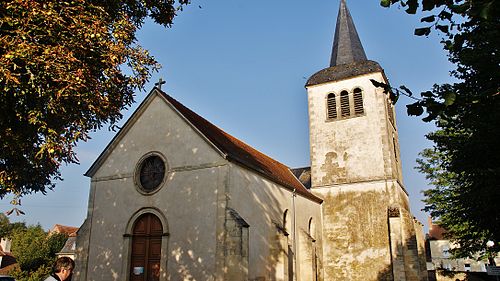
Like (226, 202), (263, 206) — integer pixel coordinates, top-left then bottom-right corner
(130, 213), (163, 281)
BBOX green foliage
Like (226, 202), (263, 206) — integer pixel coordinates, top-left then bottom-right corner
(0, 0), (190, 202)
(9, 225), (68, 280)
(10, 264), (52, 281)
(0, 213), (26, 238)
(376, 0), (500, 257)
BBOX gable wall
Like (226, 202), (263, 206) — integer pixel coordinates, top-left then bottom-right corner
(92, 94), (224, 179)
(76, 94), (229, 281)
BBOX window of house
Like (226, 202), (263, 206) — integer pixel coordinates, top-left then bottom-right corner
(353, 88), (364, 115)
(340, 91), (350, 117)
(442, 245), (450, 258)
(283, 210), (290, 236)
(464, 263), (471, 271)
(326, 93), (337, 119)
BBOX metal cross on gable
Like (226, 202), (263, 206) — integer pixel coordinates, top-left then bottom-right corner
(155, 78), (166, 90)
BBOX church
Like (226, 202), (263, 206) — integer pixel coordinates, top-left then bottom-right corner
(74, 1), (428, 280)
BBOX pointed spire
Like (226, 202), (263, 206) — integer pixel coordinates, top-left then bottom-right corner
(330, 0), (367, 67)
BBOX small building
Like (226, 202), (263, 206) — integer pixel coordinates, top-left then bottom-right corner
(0, 238), (17, 275)
(426, 219), (500, 281)
(49, 224), (79, 261)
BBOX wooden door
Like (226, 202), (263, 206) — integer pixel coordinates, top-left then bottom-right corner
(130, 213), (163, 281)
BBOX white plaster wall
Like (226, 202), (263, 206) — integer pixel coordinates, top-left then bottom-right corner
(306, 72), (397, 187)
(82, 93), (228, 281)
(93, 94), (223, 179)
(227, 164), (323, 281)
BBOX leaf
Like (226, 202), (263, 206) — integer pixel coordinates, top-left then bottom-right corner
(390, 91), (400, 103)
(421, 15), (436, 22)
(436, 25), (449, 33)
(414, 27), (431, 36)
(421, 91), (434, 98)
(399, 85), (414, 96)
(479, 1), (493, 20)
(406, 103), (424, 116)
(406, 0), (419, 14)
(380, 0), (392, 8)
(443, 92), (456, 106)
(422, 0), (436, 11)
(438, 11), (453, 20)
(370, 79), (386, 88)
(450, 4), (468, 14)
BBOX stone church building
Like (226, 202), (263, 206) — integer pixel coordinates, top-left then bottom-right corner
(74, 1), (427, 280)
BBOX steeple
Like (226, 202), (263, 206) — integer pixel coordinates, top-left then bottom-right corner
(330, 0), (367, 67)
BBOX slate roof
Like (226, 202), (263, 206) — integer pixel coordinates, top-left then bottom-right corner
(306, 60), (383, 87)
(330, 0), (367, 67)
(57, 236), (77, 255)
(161, 90), (322, 203)
(291, 167), (311, 189)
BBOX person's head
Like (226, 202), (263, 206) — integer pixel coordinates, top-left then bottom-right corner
(53, 256), (75, 281)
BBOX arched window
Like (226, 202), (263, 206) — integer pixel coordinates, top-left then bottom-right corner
(130, 213), (163, 281)
(283, 209), (290, 236)
(308, 218), (316, 240)
(340, 90), (350, 117)
(326, 93), (337, 119)
(308, 218), (318, 281)
(353, 88), (364, 115)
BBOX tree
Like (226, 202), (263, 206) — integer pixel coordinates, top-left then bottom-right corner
(0, 213), (26, 238)
(8, 224), (67, 281)
(378, 0), (500, 257)
(0, 0), (189, 202)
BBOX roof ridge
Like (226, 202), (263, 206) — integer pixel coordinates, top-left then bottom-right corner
(159, 90), (322, 203)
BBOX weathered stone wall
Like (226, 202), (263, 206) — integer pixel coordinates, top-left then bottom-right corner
(306, 70), (423, 281)
(306, 71), (403, 188)
(313, 182), (393, 281)
(414, 219), (428, 281)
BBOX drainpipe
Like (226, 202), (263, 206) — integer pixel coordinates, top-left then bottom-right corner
(292, 188), (297, 281)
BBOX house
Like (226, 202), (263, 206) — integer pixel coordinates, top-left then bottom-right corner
(426, 219), (500, 281)
(74, 0), (427, 280)
(49, 224), (79, 261)
(0, 239), (17, 275)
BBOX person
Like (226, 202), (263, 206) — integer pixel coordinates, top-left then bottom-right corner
(44, 256), (75, 281)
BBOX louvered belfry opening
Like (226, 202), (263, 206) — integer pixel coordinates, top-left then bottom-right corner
(327, 93), (338, 119)
(353, 88), (364, 115)
(340, 91), (350, 117)
(130, 213), (163, 281)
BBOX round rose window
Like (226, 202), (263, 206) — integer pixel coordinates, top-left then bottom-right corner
(137, 155), (165, 192)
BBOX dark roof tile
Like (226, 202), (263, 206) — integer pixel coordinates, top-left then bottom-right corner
(306, 60), (383, 87)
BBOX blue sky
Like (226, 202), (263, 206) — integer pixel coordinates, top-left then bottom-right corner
(2, 0), (454, 231)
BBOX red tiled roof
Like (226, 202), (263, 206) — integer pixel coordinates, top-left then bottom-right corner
(428, 218), (447, 240)
(50, 224), (79, 237)
(160, 90), (322, 203)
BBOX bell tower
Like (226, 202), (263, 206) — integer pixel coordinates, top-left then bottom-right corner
(306, 0), (427, 280)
